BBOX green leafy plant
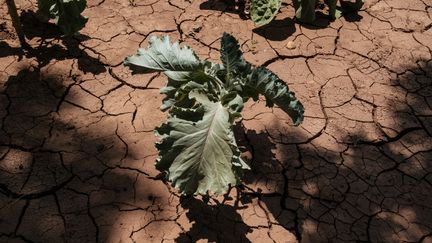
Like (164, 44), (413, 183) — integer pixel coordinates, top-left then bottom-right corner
(124, 33), (304, 195)
(249, 0), (364, 26)
(294, 0), (364, 23)
(37, 0), (88, 36)
(5, 0), (88, 47)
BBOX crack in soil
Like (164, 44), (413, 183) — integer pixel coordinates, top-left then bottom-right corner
(1, 0), (432, 242)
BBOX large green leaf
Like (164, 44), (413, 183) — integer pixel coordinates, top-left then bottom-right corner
(37, 0), (88, 36)
(125, 36), (224, 112)
(156, 92), (247, 195)
(124, 36), (203, 81)
(250, 0), (282, 26)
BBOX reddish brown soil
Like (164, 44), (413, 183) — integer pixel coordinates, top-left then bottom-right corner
(1, 0), (432, 242)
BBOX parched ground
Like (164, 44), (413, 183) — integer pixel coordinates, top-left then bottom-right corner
(1, 0), (432, 242)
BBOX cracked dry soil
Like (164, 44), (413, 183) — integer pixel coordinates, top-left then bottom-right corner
(1, 0), (432, 242)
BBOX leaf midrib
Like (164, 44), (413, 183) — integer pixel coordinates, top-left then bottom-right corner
(196, 103), (225, 183)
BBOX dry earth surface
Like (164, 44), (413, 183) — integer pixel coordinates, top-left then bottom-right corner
(1, 0), (432, 242)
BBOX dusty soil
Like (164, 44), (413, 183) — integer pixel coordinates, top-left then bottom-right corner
(1, 0), (432, 242)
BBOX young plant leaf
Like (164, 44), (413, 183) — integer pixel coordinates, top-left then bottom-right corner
(220, 32), (304, 125)
(250, 0), (282, 26)
(156, 92), (246, 195)
(124, 32), (304, 196)
(124, 36), (203, 81)
(37, 0), (88, 36)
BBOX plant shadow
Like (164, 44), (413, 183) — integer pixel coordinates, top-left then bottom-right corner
(199, 0), (250, 20)
(176, 196), (252, 243)
(342, 11), (363, 23)
(0, 11), (105, 75)
(253, 17), (297, 41)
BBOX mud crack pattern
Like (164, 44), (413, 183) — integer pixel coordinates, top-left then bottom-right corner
(1, 0), (432, 242)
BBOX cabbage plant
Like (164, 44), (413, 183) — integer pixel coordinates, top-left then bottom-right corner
(124, 33), (304, 195)
(5, 0), (87, 47)
(250, 0), (364, 26)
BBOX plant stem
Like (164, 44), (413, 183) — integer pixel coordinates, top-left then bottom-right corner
(5, 0), (27, 47)
(326, 0), (337, 19)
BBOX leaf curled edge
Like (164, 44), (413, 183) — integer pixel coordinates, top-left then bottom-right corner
(245, 67), (304, 125)
(124, 35), (202, 81)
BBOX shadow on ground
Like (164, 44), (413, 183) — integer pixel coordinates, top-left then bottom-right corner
(0, 11), (105, 74)
(200, 0), (250, 20)
(252, 17), (297, 41)
(228, 62), (432, 242)
(2, 61), (426, 243)
(0, 17), (431, 242)
(0, 67), (166, 242)
(176, 196), (252, 242)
